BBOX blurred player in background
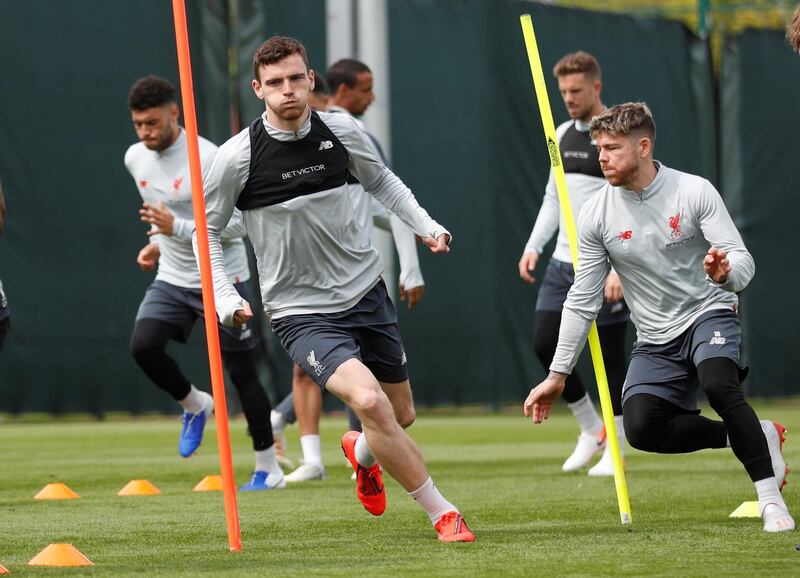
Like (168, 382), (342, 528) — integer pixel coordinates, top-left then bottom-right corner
(519, 52), (628, 476)
(124, 76), (284, 491)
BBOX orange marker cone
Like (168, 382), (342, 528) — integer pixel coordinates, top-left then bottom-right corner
(34, 483), (79, 500)
(0, 562), (8, 574)
(194, 475), (223, 492)
(117, 479), (161, 496)
(28, 544), (93, 567)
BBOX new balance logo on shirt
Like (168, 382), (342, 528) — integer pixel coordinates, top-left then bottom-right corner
(318, 140), (333, 150)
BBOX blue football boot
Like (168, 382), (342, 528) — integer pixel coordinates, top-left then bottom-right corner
(178, 409), (208, 458)
(239, 470), (286, 491)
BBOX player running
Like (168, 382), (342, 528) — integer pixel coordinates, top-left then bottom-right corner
(125, 76), (284, 491)
(524, 102), (794, 533)
(197, 36), (474, 542)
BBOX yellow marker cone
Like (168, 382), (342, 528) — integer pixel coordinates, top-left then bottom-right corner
(28, 544), (93, 567)
(730, 501), (760, 518)
(34, 483), (79, 500)
(117, 479), (161, 496)
(193, 475), (223, 492)
(0, 562), (9, 574)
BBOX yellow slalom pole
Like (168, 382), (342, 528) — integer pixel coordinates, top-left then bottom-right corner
(519, 13), (632, 525)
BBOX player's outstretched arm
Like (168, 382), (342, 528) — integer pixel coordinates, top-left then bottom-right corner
(523, 371), (567, 424)
(334, 116), (451, 243)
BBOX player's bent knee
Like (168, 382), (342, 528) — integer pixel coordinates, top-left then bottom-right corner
(130, 336), (161, 365)
(351, 387), (391, 419)
(623, 411), (658, 452)
(292, 363), (308, 380)
(703, 378), (728, 407)
(396, 405), (416, 428)
(702, 378), (746, 415)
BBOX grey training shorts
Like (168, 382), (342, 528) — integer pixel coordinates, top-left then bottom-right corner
(135, 279), (259, 352)
(622, 308), (744, 411)
(270, 279), (408, 388)
(536, 259), (629, 326)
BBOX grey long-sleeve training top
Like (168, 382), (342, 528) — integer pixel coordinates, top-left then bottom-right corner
(125, 129), (250, 288)
(550, 162), (754, 374)
(198, 109), (448, 326)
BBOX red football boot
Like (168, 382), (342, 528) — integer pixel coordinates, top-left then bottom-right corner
(434, 511), (475, 543)
(341, 431), (386, 516)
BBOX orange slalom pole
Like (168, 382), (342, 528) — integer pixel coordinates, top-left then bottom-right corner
(171, 0), (242, 552)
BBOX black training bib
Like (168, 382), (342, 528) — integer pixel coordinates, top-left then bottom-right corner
(237, 110), (352, 210)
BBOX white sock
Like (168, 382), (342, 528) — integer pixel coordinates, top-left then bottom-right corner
(255, 445), (284, 477)
(567, 394), (603, 435)
(409, 477), (458, 524)
(355, 432), (376, 467)
(755, 477), (787, 514)
(614, 415), (625, 456)
(300, 434), (322, 465)
(179, 386), (211, 414)
(270, 410), (286, 435)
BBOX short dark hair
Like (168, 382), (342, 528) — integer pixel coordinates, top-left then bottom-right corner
(326, 59), (371, 93)
(589, 102), (656, 142)
(311, 72), (328, 96)
(128, 76), (176, 111)
(553, 51), (601, 81)
(253, 36), (309, 82)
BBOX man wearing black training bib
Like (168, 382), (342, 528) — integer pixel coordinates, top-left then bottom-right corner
(197, 36), (475, 543)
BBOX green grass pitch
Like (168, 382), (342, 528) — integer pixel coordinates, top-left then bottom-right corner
(0, 402), (798, 576)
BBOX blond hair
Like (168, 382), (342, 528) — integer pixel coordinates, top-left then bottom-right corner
(553, 51), (601, 81)
(788, 4), (800, 53)
(589, 102), (656, 142)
